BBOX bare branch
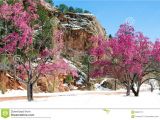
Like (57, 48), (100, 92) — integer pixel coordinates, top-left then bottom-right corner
(140, 77), (159, 87)
(14, 76), (27, 85)
(32, 73), (41, 85)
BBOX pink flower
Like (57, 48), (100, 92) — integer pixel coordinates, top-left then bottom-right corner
(90, 23), (152, 79)
(0, 0), (38, 52)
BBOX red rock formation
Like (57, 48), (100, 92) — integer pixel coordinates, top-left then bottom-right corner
(59, 12), (107, 57)
(39, 0), (107, 58)
(37, 74), (69, 92)
(0, 71), (24, 93)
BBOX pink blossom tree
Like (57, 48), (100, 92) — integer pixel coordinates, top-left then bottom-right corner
(0, 0), (38, 53)
(90, 23), (156, 96)
(0, 1), (77, 101)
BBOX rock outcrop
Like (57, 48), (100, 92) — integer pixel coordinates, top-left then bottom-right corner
(0, 71), (24, 94)
(38, 0), (107, 60)
(58, 12), (107, 57)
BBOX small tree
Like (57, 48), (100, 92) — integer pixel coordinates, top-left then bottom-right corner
(58, 4), (69, 13)
(45, 0), (54, 6)
(84, 10), (90, 13)
(75, 8), (83, 13)
(68, 6), (75, 13)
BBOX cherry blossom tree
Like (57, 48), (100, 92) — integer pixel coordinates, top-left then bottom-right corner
(90, 23), (156, 96)
(0, 0), (77, 101)
(0, 0), (38, 53)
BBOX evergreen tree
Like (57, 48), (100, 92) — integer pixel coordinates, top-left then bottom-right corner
(68, 6), (75, 13)
(58, 4), (69, 13)
(56, 4), (90, 13)
(75, 8), (83, 13)
(45, 0), (54, 5)
(109, 34), (112, 39)
(84, 10), (90, 13)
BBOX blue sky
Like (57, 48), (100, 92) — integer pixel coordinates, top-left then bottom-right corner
(54, 0), (160, 42)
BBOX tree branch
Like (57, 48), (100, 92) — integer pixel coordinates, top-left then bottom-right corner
(140, 77), (159, 87)
(31, 73), (41, 85)
(14, 76), (27, 85)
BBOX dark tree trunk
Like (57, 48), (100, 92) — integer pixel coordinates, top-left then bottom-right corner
(115, 80), (117, 91)
(126, 81), (130, 96)
(126, 85), (130, 96)
(131, 85), (140, 97)
(87, 61), (90, 83)
(150, 83), (154, 92)
(27, 83), (33, 101)
(135, 88), (139, 96)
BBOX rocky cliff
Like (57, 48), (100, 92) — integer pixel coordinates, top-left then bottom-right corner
(58, 12), (107, 57)
(38, 0), (107, 58)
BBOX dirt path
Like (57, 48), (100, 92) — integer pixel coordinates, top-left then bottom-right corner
(0, 96), (50, 102)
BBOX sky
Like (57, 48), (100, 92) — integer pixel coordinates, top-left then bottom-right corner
(54, 0), (160, 42)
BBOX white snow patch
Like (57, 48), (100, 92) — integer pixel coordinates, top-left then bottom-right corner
(76, 77), (84, 85)
(94, 83), (111, 91)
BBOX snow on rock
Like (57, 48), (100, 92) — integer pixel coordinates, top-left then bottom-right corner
(149, 79), (160, 89)
(76, 77), (84, 85)
(94, 83), (111, 91)
(63, 58), (87, 84)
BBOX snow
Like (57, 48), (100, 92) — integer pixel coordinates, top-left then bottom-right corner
(76, 13), (95, 16)
(63, 58), (87, 83)
(1, 89), (160, 108)
(94, 83), (111, 91)
(0, 90), (160, 120)
(61, 23), (82, 30)
(76, 77), (84, 85)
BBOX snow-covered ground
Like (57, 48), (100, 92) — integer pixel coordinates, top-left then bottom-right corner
(0, 89), (160, 120)
(1, 89), (160, 108)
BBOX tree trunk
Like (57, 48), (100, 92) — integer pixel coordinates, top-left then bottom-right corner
(87, 61), (90, 83)
(27, 83), (33, 101)
(131, 85), (140, 97)
(126, 85), (130, 96)
(115, 80), (117, 91)
(150, 83), (154, 92)
(135, 88), (139, 96)
(126, 81), (130, 96)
